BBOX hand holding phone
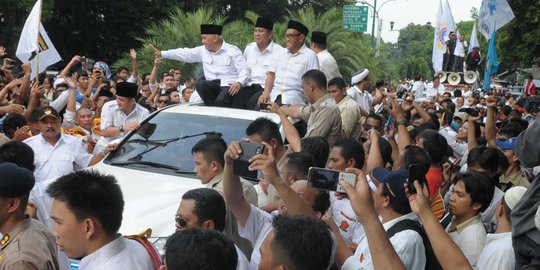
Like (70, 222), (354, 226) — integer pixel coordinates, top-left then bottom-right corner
(307, 167), (356, 192)
(233, 141), (266, 181)
(407, 164), (428, 194)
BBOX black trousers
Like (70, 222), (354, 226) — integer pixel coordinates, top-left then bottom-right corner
(197, 80), (260, 109)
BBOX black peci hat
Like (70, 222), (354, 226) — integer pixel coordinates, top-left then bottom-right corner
(287, 20), (309, 36)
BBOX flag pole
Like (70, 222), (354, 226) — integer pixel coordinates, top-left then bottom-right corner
(35, 0), (43, 86)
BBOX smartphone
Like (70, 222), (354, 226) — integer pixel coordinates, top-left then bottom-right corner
(407, 164), (428, 194)
(85, 58), (95, 70)
(233, 141), (266, 181)
(259, 103), (269, 110)
(386, 115), (393, 132)
(307, 167), (356, 193)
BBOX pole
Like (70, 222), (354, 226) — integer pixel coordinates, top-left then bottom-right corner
(35, 0), (43, 85)
(371, 0), (377, 47)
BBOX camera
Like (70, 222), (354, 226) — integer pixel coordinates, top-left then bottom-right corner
(259, 103), (270, 110)
(307, 167), (356, 193)
(458, 107), (479, 117)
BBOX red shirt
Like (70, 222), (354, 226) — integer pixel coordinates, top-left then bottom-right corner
(425, 167), (443, 198)
(526, 81), (536, 95)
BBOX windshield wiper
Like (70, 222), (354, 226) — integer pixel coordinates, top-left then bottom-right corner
(109, 160), (181, 170)
(127, 131), (223, 147)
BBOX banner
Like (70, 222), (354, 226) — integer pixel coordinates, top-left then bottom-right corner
(468, 22), (480, 54)
(432, 0), (456, 72)
(15, 0), (61, 79)
(483, 29), (499, 92)
(478, 0), (515, 40)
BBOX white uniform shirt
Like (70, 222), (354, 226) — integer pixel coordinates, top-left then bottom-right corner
(238, 204), (273, 270)
(347, 85), (373, 113)
(330, 193), (365, 249)
(97, 101), (149, 152)
(454, 40), (468, 57)
(342, 213), (426, 270)
(268, 44), (319, 105)
(337, 95), (361, 139)
(411, 80), (425, 99)
(24, 134), (93, 182)
(234, 245), (250, 270)
(317, 49), (341, 81)
(244, 41), (284, 87)
(426, 83), (446, 100)
(475, 232), (514, 270)
(446, 215), (487, 265)
(78, 236), (154, 270)
(161, 41), (249, 87)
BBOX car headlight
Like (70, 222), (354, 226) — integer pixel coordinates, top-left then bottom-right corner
(148, 237), (168, 256)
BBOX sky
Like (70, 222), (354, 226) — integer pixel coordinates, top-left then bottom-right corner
(353, 0), (483, 43)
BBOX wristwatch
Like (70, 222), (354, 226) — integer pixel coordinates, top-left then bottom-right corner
(396, 119), (408, 126)
(119, 125), (124, 132)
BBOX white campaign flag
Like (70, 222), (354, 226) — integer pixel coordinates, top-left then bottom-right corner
(15, 0), (61, 79)
(468, 22), (480, 54)
(478, 0), (515, 40)
(432, 0), (456, 72)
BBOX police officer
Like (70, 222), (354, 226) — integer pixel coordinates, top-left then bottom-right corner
(0, 162), (59, 270)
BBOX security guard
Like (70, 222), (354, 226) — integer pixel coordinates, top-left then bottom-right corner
(0, 162), (59, 270)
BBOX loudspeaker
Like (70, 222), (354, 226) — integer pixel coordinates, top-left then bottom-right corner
(447, 72), (461, 85)
(464, 71), (478, 84)
(435, 71), (447, 82)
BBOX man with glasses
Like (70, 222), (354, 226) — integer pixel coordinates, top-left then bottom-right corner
(174, 188), (249, 269)
(257, 20), (319, 106)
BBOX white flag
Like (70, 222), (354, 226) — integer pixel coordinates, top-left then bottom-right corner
(478, 0), (515, 40)
(468, 22), (480, 54)
(15, 0), (61, 79)
(432, 0), (456, 72)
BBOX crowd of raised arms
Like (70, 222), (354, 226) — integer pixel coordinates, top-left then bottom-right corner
(0, 16), (539, 270)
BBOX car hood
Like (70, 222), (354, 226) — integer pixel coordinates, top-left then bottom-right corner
(91, 162), (203, 238)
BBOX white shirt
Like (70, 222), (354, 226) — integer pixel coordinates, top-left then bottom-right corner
(330, 193), (365, 249)
(479, 187), (504, 233)
(411, 81), (425, 99)
(342, 213), (426, 270)
(244, 41), (284, 87)
(268, 44), (319, 105)
(337, 95), (361, 139)
(238, 205), (273, 270)
(454, 40), (468, 57)
(24, 134), (93, 182)
(234, 245), (250, 270)
(426, 83), (446, 100)
(347, 85), (373, 113)
(475, 232), (514, 270)
(446, 215), (487, 265)
(161, 41), (249, 87)
(317, 49), (341, 81)
(78, 236), (155, 270)
(439, 126), (468, 158)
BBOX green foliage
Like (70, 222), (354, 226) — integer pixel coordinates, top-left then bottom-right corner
(392, 23), (434, 79)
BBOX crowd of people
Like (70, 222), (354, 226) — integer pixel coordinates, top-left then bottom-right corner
(0, 15), (539, 270)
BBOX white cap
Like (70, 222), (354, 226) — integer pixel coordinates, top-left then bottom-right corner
(351, 69), (369, 85)
(504, 186), (527, 211)
(53, 78), (66, 89)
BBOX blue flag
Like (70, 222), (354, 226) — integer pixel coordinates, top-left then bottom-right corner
(483, 29), (499, 92)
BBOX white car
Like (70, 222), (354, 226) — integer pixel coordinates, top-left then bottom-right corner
(91, 104), (281, 252)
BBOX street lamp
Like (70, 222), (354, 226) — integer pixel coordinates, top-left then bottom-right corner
(356, 0), (397, 47)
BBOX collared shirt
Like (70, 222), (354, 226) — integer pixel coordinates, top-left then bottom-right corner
(347, 85), (373, 113)
(426, 83), (446, 100)
(475, 232), (515, 270)
(499, 171), (531, 191)
(317, 49), (341, 81)
(411, 80), (425, 99)
(268, 44), (319, 105)
(342, 213), (426, 270)
(439, 126), (468, 158)
(446, 215), (487, 265)
(454, 40), (468, 57)
(299, 95), (342, 148)
(244, 41), (284, 87)
(78, 236), (154, 270)
(337, 95), (361, 139)
(0, 218), (58, 270)
(161, 41), (249, 87)
(24, 133), (93, 182)
(206, 173), (258, 206)
(238, 205), (273, 270)
(62, 110), (102, 154)
(330, 193), (365, 250)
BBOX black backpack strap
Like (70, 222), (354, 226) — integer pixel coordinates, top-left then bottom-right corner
(386, 219), (442, 270)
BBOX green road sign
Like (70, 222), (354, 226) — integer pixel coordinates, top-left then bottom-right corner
(343, 5), (368, 32)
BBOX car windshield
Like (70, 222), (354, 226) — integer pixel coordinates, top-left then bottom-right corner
(106, 111), (253, 176)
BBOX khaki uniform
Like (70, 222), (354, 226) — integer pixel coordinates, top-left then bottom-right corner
(206, 173), (257, 259)
(300, 95), (342, 147)
(338, 95), (361, 140)
(0, 218), (58, 270)
(499, 171), (531, 192)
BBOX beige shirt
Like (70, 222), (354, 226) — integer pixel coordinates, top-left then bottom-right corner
(0, 218), (58, 270)
(338, 95), (361, 140)
(300, 95), (343, 147)
(499, 171), (530, 191)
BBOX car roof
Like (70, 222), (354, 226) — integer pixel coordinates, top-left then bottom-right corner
(161, 103), (282, 123)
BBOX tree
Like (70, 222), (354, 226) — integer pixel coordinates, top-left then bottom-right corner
(392, 23), (434, 78)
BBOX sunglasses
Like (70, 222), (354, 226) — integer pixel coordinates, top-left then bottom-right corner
(175, 214), (190, 228)
(158, 100), (169, 103)
(364, 124), (378, 130)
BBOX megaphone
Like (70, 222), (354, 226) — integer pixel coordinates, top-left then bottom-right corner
(448, 72), (461, 85)
(464, 71), (478, 84)
(435, 71), (447, 82)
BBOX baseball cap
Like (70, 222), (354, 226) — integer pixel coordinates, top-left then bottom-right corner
(372, 168), (411, 212)
(36, 106), (60, 121)
(496, 137), (518, 150)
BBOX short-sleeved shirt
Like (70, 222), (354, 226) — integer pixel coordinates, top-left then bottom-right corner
(0, 218), (58, 270)
(299, 95), (342, 147)
(499, 171), (530, 192)
(268, 44), (319, 105)
(330, 193), (365, 250)
(78, 236), (154, 269)
(475, 232), (515, 270)
(426, 83), (446, 100)
(24, 133), (93, 182)
(238, 205), (273, 270)
(347, 85), (373, 114)
(337, 95), (361, 139)
(161, 41), (250, 87)
(317, 50), (341, 81)
(244, 41), (284, 87)
(341, 213), (426, 270)
(411, 81), (425, 99)
(446, 215), (487, 265)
